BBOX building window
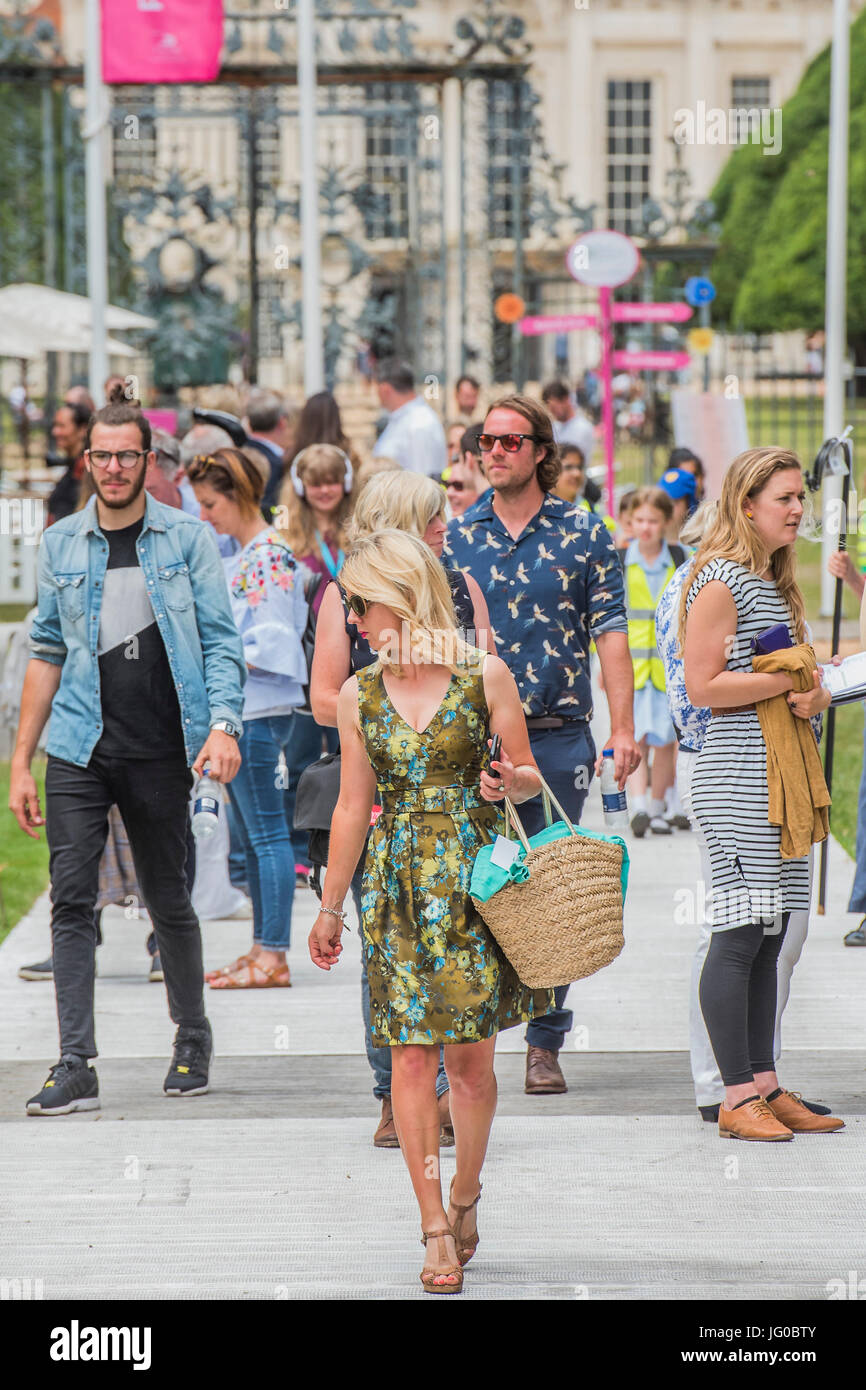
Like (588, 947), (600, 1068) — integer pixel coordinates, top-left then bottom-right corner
(363, 83), (412, 241)
(606, 80), (651, 235)
(730, 77), (772, 143)
(487, 78), (531, 242)
(111, 90), (157, 188)
(257, 276), (285, 359)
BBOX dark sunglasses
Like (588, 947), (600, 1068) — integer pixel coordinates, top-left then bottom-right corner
(477, 432), (536, 453)
(343, 590), (368, 618)
(446, 479), (466, 492)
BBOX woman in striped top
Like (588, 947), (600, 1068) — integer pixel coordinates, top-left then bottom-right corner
(680, 448), (842, 1142)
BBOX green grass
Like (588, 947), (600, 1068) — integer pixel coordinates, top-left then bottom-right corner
(826, 703), (862, 862)
(0, 604), (33, 624)
(0, 759), (49, 945)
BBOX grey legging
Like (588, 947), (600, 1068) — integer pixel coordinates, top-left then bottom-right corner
(699, 913), (790, 1086)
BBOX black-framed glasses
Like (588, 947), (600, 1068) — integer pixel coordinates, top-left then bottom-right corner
(477, 432), (536, 453)
(87, 449), (147, 469)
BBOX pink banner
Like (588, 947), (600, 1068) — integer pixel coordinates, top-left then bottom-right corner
(143, 408), (179, 435)
(612, 350), (691, 371)
(519, 312), (598, 336)
(102, 1), (224, 85)
(612, 302), (693, 324)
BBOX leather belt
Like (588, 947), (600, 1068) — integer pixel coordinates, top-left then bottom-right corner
(711, 704), (756, 716)
(526, 716), (566, 729)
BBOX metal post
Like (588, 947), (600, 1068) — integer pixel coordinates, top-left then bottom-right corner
(247, 89), (260, 386)
(298, 0), (324, 394)
(820, 0), (851, 615)
(83, 0), (109, 405)
(42, 81), (58, 429)
(599, 286), (616, 517)
(511, 76), (525, 391)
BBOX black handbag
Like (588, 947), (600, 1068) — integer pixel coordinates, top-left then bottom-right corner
(297, 570), (326, 713)
(293, 751), (342, 898)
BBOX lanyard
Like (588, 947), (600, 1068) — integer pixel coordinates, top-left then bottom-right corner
(316, 529), (345, 580)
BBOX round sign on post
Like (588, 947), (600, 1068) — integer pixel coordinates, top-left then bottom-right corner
(494, 292), (526, 324)
(566, 230), (640, 289)
(684, 276), (716, 307)
(687, 327), (714, 355)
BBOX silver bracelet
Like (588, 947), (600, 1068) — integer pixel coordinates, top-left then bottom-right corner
(320, 903), (348, 927)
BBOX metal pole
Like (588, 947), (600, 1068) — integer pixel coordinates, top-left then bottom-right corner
(599, 286), (615, 517)
(820, 0), (850, 616)
(83, 0), (109, 406)
(247, 89), (260, 386)
(42, 81), (58, 429)
(298, 0), (324, 394)
(511, 75), (525, 391)
(818, 453), (851, 912)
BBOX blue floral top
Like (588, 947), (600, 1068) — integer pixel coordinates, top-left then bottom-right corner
(444, 489), (627, 720)
(224, 528), (308, 720)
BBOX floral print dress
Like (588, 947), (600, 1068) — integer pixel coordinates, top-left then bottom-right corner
(356, 652), (553, 1047)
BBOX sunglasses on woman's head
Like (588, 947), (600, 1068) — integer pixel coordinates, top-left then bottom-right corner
(476, 432), (536, 453)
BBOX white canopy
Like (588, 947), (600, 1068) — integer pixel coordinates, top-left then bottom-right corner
(0, 283), (157, 334)
(0, 312), (137, 359)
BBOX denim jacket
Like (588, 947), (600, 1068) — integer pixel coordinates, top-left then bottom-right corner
(30, 493), (246, 768)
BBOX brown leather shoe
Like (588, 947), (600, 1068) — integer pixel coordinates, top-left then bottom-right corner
(438, 1089), (455, 1147)
(718, 1096), (793, 1141)
(525, 1046), (567, 1095)
(373, 1097), (400, 1149)
(766, 1089), (845, 1133)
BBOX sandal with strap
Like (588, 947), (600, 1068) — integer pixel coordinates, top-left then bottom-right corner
(205, 953), (254, 983)
(448, 1179), (482, 1266)
(420, 1228), (463, 1295)
(209, 960), (292, 990)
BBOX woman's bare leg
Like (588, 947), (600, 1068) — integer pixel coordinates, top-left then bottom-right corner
(650, 741), (676, 802)
(390, 1044), (459, 1286)
(444, 1036), (497, 1222)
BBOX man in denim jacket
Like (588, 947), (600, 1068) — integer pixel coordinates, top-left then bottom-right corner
(9, 391), (246, 1115)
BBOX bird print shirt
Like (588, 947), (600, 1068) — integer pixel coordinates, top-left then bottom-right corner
(444, 489), (627, 720)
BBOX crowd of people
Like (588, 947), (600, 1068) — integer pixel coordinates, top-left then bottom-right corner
(6, 358), (864, 1294)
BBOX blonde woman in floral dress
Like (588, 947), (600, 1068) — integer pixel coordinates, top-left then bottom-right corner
(308, 529), (551, 1294)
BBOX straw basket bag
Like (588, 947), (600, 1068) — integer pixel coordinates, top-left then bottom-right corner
(470, 777), (628, 989)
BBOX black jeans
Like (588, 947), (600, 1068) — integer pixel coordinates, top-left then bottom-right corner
(46, 752), (205, 1060)
(699, 914), (790, 1086)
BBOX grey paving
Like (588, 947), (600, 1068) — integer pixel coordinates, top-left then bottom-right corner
(0, 748), (863, 1299)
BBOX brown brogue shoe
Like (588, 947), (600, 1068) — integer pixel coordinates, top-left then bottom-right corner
(767, 1090), (845, 1133)
(718, 1096), (793, 1141)
(525, 1046), (567, 1095)
(373, 1096), (400, 1148)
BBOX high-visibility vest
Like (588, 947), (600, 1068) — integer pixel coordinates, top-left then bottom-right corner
(626, 558), (674, 691)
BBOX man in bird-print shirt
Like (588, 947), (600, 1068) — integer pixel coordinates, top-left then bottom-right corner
(444, 393), (640, 1097)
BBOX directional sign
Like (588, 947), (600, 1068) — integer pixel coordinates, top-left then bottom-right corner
(684, 276), (716, 307)
(612, 302), (693, 324)
(519, 312), (599, 336)
(612, 349), (691, 371)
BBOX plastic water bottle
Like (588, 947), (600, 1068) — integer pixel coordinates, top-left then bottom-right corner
(191, 769), (220, 839)
(600, 749), (629, 830)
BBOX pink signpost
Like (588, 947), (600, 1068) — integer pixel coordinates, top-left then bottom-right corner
(516, 231), (695, 514)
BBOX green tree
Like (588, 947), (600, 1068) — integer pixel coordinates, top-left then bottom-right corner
(710, 7), (866, 358)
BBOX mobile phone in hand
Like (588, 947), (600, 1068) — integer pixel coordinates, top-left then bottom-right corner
(488, 734), (502, 780)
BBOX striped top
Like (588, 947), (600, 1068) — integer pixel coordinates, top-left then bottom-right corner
(685, 557), (810, 929)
